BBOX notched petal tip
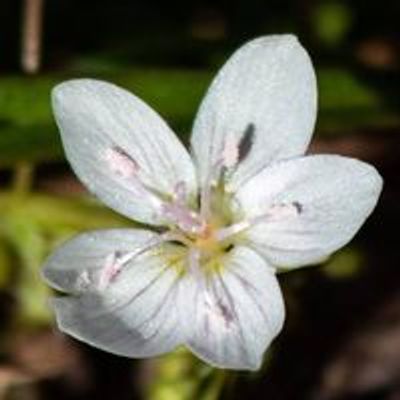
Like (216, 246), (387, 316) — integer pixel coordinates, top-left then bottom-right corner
(191, 33), (318, 189)
(49, 296), (115, 355)
(181, 246), (285, 371)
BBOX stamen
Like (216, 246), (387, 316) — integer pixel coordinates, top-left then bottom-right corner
(159, 181), (208, 235)
(200, 125), (255, 219)
(215, 220), (251, 242)
(97, 232), (190, 290)
(200, 159), (222, 219)
(162, 203), (206, 235)
(173, 181), (187, 205)
(266, 203), (302, 219)
(103, 146), (165, 212)
(222, 136), (239, 168)
(98, 252), (123, 290)
(238, 123), (255, 162)
(215, 202), (303, 242)
(104, 146), (139, 178)
(292, 201), (303, 214)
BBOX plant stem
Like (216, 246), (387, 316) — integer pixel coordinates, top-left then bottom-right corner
(21, 0), (44, 74)
(12, 162), (34, 195)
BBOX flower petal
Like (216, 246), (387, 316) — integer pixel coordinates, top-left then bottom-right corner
(42, 229), (185, 357)
(180, 246), (285, 370)
(52, 79), (197, 225)
(234, 155), (383, 269)
(190, 35), (317, 190)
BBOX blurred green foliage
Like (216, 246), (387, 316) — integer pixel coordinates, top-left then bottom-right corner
(149, 349), (228, 400)
(0, 66), (398, 167)
(313, 1), (353, 47)
(322, 247), (365, 279)
(0, 191), (132, 328)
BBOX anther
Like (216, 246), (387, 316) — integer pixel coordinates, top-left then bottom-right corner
(222, 136), (239, 168)
(161, 203), (206, 235)
(104, 146), (139, 178)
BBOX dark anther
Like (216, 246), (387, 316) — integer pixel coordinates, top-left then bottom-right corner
(224, 244), (234, 253)
(292, 201), (303, 214)
(113, 146), (136, 163)
(115, 250), (123, 258)
(238, 123), (255, 162)
(217, 301), (234, 325)
(169, 240), (186, 247)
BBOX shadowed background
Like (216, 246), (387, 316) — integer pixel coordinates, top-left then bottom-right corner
(0, 1), (399, 399)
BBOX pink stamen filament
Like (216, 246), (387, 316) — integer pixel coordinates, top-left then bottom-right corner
(200, 159), (223, 219)
(215, 203), (301, 242)
(162, 203), (206, 235)
(173, 181), (187, 205)
(98, 232), (191, 290)
(200, 135), (240, 220)
(214, 220), (251, 242)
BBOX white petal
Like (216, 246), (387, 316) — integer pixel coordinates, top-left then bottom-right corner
(42, 228), (158, 293)
(180, 246), (285, 370)
(190, 35), (317, 190)
(234, 155), (383, 269)
(43, 229), (185, 357)
(52, 79), (197, 225)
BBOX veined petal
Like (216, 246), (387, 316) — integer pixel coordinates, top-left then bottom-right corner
(190, 35), (317, 191)
(234, 155), (383, 269)
(52, 79), (197, 225)
(42, 229), (185, 358)
(42, 229), (157, 293)
(180, 246), (285, 370)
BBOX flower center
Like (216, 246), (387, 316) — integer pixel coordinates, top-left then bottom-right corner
(98, 143), (304, 289)
(160, 177), (240, 277)
(193, 222), (224, 256)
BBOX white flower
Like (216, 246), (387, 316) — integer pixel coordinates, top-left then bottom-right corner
(42, 35), (382, 371)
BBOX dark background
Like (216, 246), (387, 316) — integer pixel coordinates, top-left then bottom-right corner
(0, 1), (399, 399)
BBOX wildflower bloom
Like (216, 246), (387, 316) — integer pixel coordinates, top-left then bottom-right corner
(42, 35), (382, 370)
